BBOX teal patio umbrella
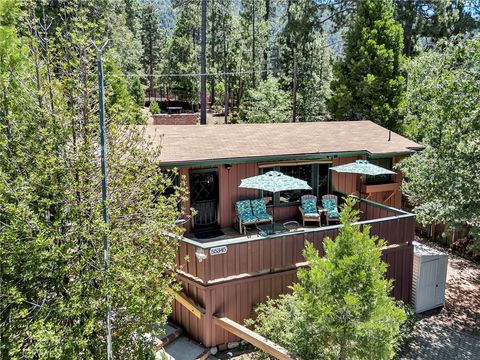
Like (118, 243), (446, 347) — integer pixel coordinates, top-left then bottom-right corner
(329, 160), (396, 198)
(239, 171), (312, 233)
(329, 160), (396, 176)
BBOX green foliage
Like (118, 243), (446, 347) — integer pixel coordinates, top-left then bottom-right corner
(0, 0), (186, 357)
(249, 198), (407, 359)
(105, 61), (146, 124)
(149, 99), (161, 114)
(398, 35), (480, 249)
(130, 76), (145, 106)
(330, 0), (404, 130)
(140, 0), (167, 94)
(164, 1), (201, 103)
(276, 0), (333, 122)
(239, 76), (290, 123)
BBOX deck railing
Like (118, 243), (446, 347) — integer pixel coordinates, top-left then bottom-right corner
(176, 198), (415, 285)
(172, 198), (415, 347)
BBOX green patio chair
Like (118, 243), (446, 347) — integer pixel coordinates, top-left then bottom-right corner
(299, 194), (321, 227)
(235, 200), (257, 234)
(321, 194), (340, 225)
(250, 199), (273, 225)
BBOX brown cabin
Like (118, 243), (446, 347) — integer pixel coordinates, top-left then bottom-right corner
(144, 121), (423, 348)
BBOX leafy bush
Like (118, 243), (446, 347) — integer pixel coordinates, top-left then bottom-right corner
(150, 100), (161, 114)
(239, 76), (290, 123)
(248, 198), (407, 359)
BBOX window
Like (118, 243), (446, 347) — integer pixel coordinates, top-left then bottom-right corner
(278, 165), (312, 203)
(366, 158), (393, 184)
(260, 163), (330, 206)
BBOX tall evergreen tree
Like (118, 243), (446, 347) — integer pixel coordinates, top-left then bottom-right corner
(236, 0), (268, 98)
(277, 0), (332, 122)
(394, 0), (480, 57)
(330, 0), (404, 130)
(1, 1), (185, 357)
(165, 1), (201, 106)
(208, 0), (233, 107)
(140, 0), (165, 99)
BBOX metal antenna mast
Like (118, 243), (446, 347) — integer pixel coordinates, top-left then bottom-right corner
(92, 39), (112, 360)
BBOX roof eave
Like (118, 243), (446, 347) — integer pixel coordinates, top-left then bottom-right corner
(160, 149), (418, 167)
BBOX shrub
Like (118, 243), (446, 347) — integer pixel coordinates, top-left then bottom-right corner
(248, 197), (407, 359)
(149, 100), (161, 114)
(129, 76), (145, 106)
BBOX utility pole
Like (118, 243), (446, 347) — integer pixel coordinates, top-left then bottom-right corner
(292, 57), (298, 122)
(200, 0), (207, 125)
(224, 33), (228, 124)
(252, 0), (256, 87)
(93, 39), (113, 360)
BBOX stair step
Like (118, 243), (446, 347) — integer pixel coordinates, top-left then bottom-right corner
(158, 335), (210, 360)
(155, 323), (183, 351)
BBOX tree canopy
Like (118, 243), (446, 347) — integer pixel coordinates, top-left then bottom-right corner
(0, 1), (186, 357)
(330, 0), (404, 130)
(399, 34), (480, 249)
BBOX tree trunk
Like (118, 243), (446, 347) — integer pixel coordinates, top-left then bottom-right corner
(224, 32), (228, 124)
(252, 0), (256, 87)
(200, 0), (207, 124)
(263, 0), (270, 80)
(292, 57), (297, 122)
(210, 0), (216, 107)
(402, 0), (415, 57)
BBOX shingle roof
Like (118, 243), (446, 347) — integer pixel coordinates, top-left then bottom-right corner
(139, 121), (423, 165)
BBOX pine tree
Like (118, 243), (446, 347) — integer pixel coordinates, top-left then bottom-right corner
(249, 198), (407, 359)
(239, 76), (290, 123)
(1, 1), (185, 357)
(277, 0), (332, 122)
(130, 75), (146, 107)
(140, 0), (166, 99)
(165, 1), (201, 106)
(330, 0), (404, 130)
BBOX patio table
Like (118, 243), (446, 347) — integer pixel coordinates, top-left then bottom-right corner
(256, 223), (287, 236)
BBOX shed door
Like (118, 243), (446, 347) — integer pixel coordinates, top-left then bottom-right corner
(418, 259), (442, 311)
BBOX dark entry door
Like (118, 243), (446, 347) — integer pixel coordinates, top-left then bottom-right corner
(189, 169), (218, 229)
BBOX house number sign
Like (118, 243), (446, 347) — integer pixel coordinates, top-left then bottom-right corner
(210, 246), (227, 256)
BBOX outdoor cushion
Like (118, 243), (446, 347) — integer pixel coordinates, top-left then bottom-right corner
(322, 198), (340, 218)
(304, 212), (320, 218)
(301, 197), (317, 214)
(250, 199), (272, 221)
(235, 200), (256, 223)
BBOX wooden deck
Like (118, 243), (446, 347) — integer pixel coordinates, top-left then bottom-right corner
(172, 198), (415, 347)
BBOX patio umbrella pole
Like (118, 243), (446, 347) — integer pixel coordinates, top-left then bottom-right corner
(272, 196), (275, 233)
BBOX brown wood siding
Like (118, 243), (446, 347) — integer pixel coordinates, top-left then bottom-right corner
(218, 163), (259, 228)
(331, 156), (362, 196)
(177, 213), (412, 284)
(173, 200), (415, 347)
(172, 242), (413, 347)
